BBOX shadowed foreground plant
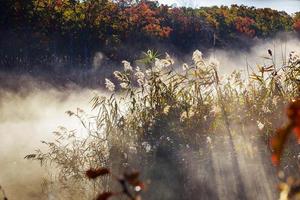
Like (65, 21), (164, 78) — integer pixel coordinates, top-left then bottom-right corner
(85, 167), (144, 200)
(270, 98), (300, 166)
(278, 177), (300, 200)
(270, 98), (300, 200)
(0, 185), (8, 200)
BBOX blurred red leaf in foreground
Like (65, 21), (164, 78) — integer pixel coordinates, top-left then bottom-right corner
(294, 127), (300, 142)
(270, 98), (300, 166)
(86, 168), (110, 179)
(124, 171), (141, 186)
(86, 167), (144, 200)
(96, 192), (113, 200)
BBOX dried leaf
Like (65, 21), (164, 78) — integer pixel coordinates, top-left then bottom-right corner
(264, 65), (274, 72)
(24, 154), (36, 159)
(65, 111), (74, 116)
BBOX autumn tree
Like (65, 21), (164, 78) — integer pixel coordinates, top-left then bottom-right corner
(235, 16), (256, 37)
(293, 12), (300, 33)
(0, 0), (298, 69)
(124, 1), (172, 38)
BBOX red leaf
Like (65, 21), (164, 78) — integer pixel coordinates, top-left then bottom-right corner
(287, 99), (300, 121)
(134, 181), (145, 191)
(270, 98), (300, 166)
(124, 171), (140, 185)
(293, 126), (300, 144)
(270, 127), (292, 166)
(271, 154), (280, 166)
(86, 168), (110, 179)
(96, 192), (113, 200)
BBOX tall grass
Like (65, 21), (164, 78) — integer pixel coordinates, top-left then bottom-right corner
(27, 49), (300, 199)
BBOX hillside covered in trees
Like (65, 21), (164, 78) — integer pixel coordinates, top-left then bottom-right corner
(0, 0), (300, 70)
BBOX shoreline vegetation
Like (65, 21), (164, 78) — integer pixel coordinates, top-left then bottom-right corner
(25, 49), (300, 199)
(0, 0), (300, 70)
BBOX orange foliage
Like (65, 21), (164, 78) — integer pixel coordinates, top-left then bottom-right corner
(293, 19), (300, 33)
(125, 2), (172, 38)
(235, 17), (256, 37)
(55, 0), (62, 7)
(168, 8), (201, 34)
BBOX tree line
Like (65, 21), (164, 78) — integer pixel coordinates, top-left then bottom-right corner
(0, 0), (299, 70)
